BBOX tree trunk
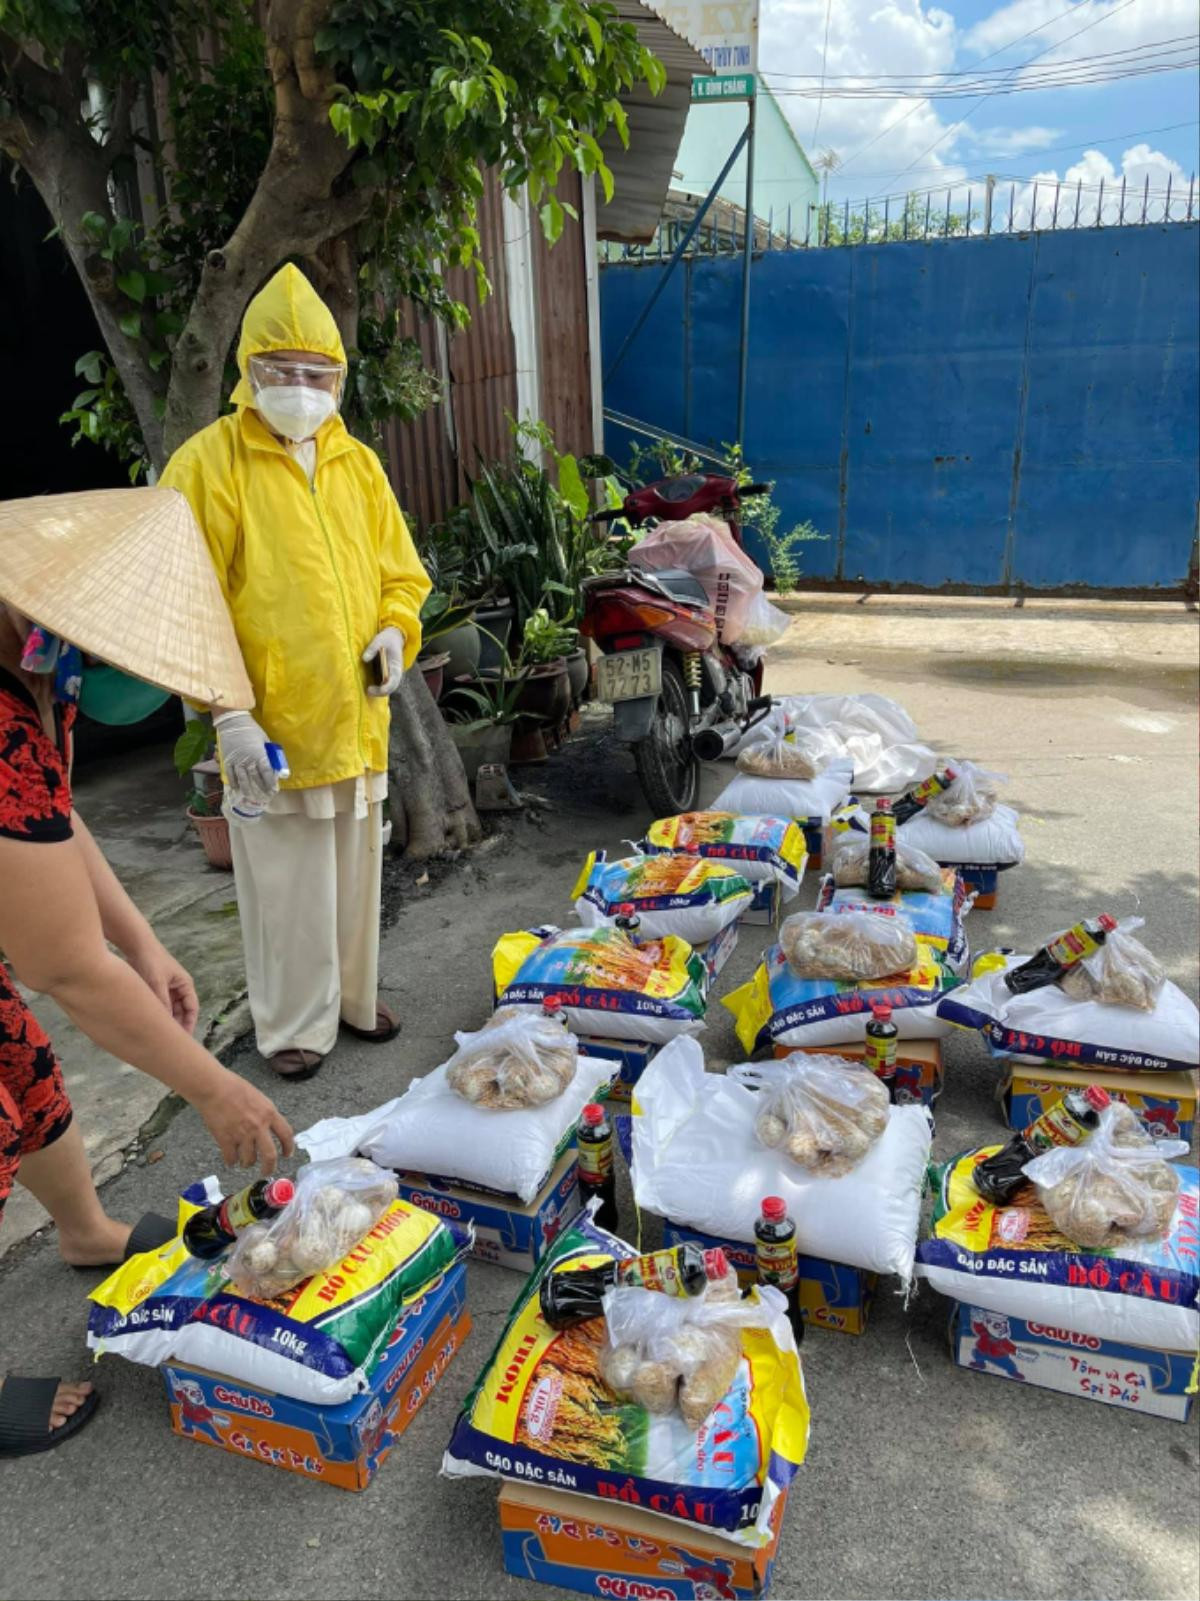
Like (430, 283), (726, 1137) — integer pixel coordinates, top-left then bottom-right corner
(388, 670), (482, 859)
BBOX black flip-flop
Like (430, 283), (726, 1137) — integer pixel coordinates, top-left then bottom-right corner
(122, 1212), (177, 1260)
(66, 1211), (176, 1271)
(0, 1376), (101, 1459)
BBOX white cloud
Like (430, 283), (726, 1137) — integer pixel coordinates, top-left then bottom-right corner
(760, 0), (966, 187)
(963, 0), (1198, 66)
(1006, 142), (1191, 226)
(967, 124), (1063, 156)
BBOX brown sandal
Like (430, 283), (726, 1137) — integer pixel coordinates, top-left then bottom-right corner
(268, 1048), (325, 1081)
(340, 1002), (401, 1043)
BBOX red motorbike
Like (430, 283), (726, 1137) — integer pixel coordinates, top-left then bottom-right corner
(581, 472), (773, 815)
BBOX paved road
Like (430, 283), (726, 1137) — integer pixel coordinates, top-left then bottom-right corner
(1, 598), (1197, 1601)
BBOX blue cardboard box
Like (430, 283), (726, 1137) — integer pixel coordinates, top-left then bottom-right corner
(394, 1149), (582, 1273)
(950, 1302), (1196, 1421)
(162, 1261), (470, 1489)
(698, 918), (739, 991)
(1002, 1062), (1197, 1146)
(576, 1035), (660, 1106)
(663, 1219), (877, 1335)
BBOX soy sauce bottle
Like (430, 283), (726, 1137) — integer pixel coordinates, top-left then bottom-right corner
(577, 1102), (619, 1233)
(891, 767), (958, 827)
(614, 902), (642, 943)
(1004, 916), (1117, 995)
(972, 1086), (1110, 1206)
(183, 1176), (295, 1260)
(867, 800), (897, 898)
(864, 1000), (898, 1100)
(755, 1196), (804, 1345)
(540, 1243), (727, 1328)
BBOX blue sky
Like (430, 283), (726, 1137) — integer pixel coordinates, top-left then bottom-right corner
(756, 0), (1198, 218)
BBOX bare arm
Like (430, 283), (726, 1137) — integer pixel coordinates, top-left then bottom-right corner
(0, 832), (293, 1171)
(71, 811), (199, 1031)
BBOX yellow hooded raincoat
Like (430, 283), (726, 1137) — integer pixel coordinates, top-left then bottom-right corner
(160, 265), (430, 790)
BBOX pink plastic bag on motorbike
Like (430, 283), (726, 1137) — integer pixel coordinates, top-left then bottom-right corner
(629, 513), (766, 644)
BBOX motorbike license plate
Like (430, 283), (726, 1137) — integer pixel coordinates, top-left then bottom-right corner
(595, 647), (663, 704)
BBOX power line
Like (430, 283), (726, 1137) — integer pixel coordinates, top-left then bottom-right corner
(809, 0), (835, 148)
(834, 0), (1102, 174)
(880, 0), (1143, 191)
(768, 57), (1197, 100)
(766, 33), (1198, 81)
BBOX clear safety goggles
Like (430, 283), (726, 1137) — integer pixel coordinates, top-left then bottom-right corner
(248, 354), (346, 396)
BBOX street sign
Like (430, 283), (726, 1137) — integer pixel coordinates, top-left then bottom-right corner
(692, 71), (756, 101)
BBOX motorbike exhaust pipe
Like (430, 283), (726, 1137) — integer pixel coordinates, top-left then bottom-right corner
(691, 722), (742, 762)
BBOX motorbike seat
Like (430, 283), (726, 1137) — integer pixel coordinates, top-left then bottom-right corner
(637, 568), (710, 607)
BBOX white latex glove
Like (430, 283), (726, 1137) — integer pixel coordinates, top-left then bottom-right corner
(363, 626), (406, 697)
(213, 710), (278, 804)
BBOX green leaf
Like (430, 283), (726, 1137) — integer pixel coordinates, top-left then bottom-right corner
(173, 718), (212, 778)
(117, 270), (147, 303)
(597, 160), (615, 205)
(557, 453), (590, 521)
(75, 351), (105, 383)
(539, 195), (565, 244)
(118, 311), (142, 339)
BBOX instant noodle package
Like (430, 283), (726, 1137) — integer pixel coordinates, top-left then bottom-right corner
(724, 937), (959, 1053)
(917, 1146), (1200, 1351)
(442, 1209), (810, 1547)
(492, 925), (708, 1044)
(640, 812), (807, 898)
(938, 952), (1200, 1072)
(88, 1181), (470, 1405)
(573, 849), (753, 944)
(630, 1037), (932, 1282)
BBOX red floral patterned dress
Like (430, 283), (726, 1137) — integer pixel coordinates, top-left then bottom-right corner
(0, 668), (75, 1220)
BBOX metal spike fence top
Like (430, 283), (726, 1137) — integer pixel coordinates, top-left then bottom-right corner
(600, 170), (1197, 264)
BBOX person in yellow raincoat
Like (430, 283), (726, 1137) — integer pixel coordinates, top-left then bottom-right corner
(161, 265), (431, 1080)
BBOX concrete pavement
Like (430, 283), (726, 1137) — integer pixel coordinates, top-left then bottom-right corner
(1, 596), (1196, 1601)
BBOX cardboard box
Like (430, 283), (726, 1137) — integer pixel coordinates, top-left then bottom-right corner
(162, 1263), (470, 1489)
(775, 1037), (944, 1109)
(947, 862), (1000, 909)
(577, 1035), (660, 1105)
(663, 1219), (877, 1335)
(741, 880), (783, 927)
(1001, 1062), (1197, 1145)
(696, 918), (740, 990)
(949, 1302), (1196, 1422)
(394, 1149), (583, 1273)
(498, 1479), (787, 1599)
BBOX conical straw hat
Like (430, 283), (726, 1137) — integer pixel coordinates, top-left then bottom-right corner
(0, 487), (253, 710)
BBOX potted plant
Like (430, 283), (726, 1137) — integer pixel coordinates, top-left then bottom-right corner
(174, 718), (233, 870)
(418, 589), (481, 688)
(442, 664), (530, 786)
(514, 607), (576, 733)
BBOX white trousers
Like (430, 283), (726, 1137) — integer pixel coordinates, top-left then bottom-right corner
(230, 803), (383, 1057)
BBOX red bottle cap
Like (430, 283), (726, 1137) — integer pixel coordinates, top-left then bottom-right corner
(703, 1248), (730, 1280)
(542, 995), (564, 1014)
(1097, 914), (1118, 932)
(616, 902), (636, 918)
(684, 841), (701, 854)
(943, 766), (957, 781)
(761, 1195), (788, 1222)
(1084, 1086), (1111, 1112)
(870, 1000), (893, 1021)
(581, 1103), (606, 1127)
(265, 1177), (295, 1208)
(875, 798), (892, 812)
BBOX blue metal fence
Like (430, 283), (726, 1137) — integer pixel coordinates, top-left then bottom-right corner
(600, 222), (1200, 593)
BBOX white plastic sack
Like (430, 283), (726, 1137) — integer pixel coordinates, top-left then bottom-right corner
(898, 802), (1026, 868)
(629, 513), (765, 644)
(631, 1036), (933, 1282)
(711, 757), (854, 826)
(737, 590), (791, 648)
(938, 953), (1200, 1072)
(734, 694), (936, 793)
(298, 1053), (617, 1204)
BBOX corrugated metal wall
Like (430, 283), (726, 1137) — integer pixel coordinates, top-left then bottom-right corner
(387, 169), (596, 532)
(601, 223), (1200, 594)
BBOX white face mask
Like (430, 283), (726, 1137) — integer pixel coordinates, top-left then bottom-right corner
(255, 385), (337, 442)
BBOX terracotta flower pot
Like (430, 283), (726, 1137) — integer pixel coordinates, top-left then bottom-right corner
(418, 650), (451, 702)
(187, 808), (233, 871)
(515, 657), (571, 727)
